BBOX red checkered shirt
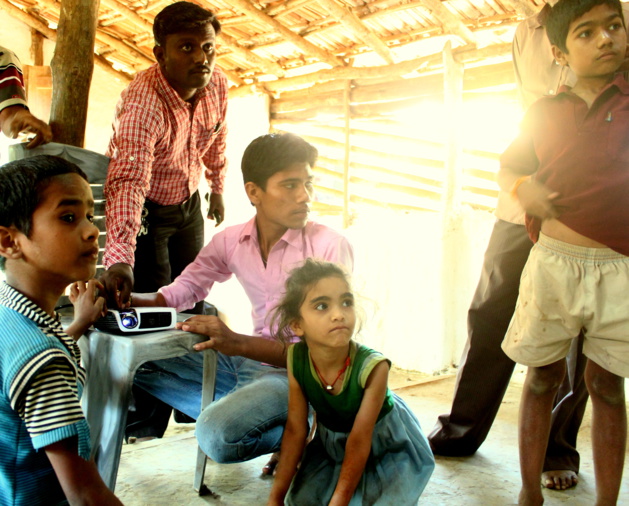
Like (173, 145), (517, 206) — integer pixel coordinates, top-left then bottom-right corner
(103, 64), (228, 268)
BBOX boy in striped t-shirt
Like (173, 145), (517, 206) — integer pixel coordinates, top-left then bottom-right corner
(0, 156), (121, 505)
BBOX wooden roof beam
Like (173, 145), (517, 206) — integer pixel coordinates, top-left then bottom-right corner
(229, 42), (510, 98)
(421, 0), (477, 46)
(219, 67), (246, 87)
(227, 0), (345, 68)
(219, 32), (286, 77)
(503, 0), (536, 18)
(266, 0), (310, 17)
(317, 0), (395, 65)
(95, 30), (154, 67)
(0, 0), (134, 85)
(94, 54), (133, 83)
(29, 0), (154, 65)
(100, 0), (153, 35)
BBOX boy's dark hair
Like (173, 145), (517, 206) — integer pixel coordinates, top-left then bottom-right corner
(153, 1), (221, 46)
(270, 259), (350, 345)
(0, 155), (87, 270)
(241, 132), (318, 189)
(547, 0), (624, 52)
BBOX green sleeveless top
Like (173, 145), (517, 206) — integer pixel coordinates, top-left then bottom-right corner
(288, 340), (394, 433)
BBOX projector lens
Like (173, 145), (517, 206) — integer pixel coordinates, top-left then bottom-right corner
(120, 312), (139, 329)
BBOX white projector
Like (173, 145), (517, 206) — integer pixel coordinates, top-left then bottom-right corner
(94, 307), (176, 334)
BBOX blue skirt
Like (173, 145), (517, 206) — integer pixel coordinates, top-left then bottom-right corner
(286, 393), (435, 505)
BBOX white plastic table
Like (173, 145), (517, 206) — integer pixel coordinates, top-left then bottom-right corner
(77, 323), (216, 491)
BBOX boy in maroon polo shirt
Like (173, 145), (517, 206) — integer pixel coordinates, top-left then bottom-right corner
(498, 0), (629, 504)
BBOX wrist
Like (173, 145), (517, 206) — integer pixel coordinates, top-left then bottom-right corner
(510, 175), (531, 200)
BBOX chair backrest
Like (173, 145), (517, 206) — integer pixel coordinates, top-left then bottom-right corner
(8, 142), (110, 275)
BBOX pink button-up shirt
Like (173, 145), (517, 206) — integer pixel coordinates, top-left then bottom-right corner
(160, 219), (354, 339)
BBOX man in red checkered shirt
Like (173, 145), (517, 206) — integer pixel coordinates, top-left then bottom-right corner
(100, 1), (228, 310)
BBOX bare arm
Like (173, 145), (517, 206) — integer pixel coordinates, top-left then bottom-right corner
(129, 291), (166, 307)
(0, 105), (52, 148)
(267, 369), (309, 505)
(329, 361), (390, 506)
(497, 167), (559, 220)
(177, 315), (287, 367)
(45, 438), (123, 505)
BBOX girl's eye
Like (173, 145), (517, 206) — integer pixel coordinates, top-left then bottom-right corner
(87, 214), (95, 223)
(315, 303), (327, 311)
(342, 299), (354, 307)
(61, 214), (75, 223)
(610, 23), (622, 31)
(578, 30), (591, 38)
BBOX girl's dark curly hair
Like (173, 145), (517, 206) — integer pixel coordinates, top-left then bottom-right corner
(270, 259), (350, 346)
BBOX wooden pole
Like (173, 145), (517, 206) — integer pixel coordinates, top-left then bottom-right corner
(30, 29), (44, 66)
(441, 40), (465, 364)
(442, 41), (464, 214)
(49, 0), (100, 147)
(342, 79), (351, 228)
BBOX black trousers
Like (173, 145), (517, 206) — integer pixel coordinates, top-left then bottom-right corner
(126, 192), (205, 439)
(428, 219), (589, 473)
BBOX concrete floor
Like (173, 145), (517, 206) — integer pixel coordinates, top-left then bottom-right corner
(114, 369), (629, 505)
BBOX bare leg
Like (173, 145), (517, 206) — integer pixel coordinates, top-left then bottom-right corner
(518, 360), (566, 506)
(585, 360), (626, 506)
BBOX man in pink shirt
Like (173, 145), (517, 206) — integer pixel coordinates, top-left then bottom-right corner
(131, 133), (354, 467)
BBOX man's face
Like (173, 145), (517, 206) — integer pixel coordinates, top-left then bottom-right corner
(553, 4), (627, 80)
(248, 162), (314, 234)
(154, 24), (217, 101)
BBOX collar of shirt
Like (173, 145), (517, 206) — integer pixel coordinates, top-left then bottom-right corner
(238, 217), (308, 252)
(0, 282), (81, 362)
(557, 72), (629, 99)
(536, 3), (552, 28)
(153, 63), (210, 112)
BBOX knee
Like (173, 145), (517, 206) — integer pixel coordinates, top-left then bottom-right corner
(195, 408), (240, 463)
(526, 364), (564, 396)
(586, 369), (625, 406)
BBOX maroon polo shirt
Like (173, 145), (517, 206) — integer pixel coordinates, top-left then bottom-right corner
(500, 74), (629, 256)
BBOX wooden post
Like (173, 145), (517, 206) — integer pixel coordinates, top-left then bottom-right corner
(342, 79), (352, 228)
(30, 29), (44, 66)
(49, 0), (100, 147)
(441, 40), (465, 365)
(442, 41), (464, 216)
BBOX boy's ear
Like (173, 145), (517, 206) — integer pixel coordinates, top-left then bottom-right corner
(552, 44), (569, 67)
(290, 319), (305, 337)
(245, 181), (262, 206)
(0, 226), (24, 261)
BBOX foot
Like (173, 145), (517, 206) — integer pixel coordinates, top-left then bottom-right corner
(541, 470), (578, 490)
(262, 452), (280, 476)
(518, 488), (544, 505)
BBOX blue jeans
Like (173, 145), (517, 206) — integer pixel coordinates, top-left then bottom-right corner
(134, 352), (288, 463)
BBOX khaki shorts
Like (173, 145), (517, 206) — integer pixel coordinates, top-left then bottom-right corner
(502, 233), (629, 377)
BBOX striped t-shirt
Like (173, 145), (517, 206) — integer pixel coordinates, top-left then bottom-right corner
(0, 46), (27, 113)
(0, 282), (91, 505)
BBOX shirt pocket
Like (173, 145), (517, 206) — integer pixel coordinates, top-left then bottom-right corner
(606, 111), (629, 162)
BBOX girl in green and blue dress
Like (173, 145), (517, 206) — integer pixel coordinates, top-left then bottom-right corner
(267, 259), (434, 506)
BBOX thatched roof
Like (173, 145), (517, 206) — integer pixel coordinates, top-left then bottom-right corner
(1, 0), (542, 95)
